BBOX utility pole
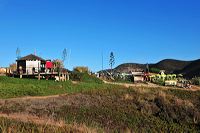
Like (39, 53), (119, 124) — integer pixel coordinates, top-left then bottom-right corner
(101, 51), (104, 75)
(67, 49), (71, 80)
(67, 49), (71, 69)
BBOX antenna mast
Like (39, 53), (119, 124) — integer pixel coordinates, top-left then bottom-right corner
(101, 51), (104, 73)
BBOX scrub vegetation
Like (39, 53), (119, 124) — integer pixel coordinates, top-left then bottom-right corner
(0, 76), (200, 132)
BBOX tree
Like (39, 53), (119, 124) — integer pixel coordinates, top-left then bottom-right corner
(74, 66), (89, 73)
(9, 63), (17, 72)
(16, 47), (21, 60)
(62, 48), (67, 67)
(109, 52), (115, 75)
(150, 68), (160, 73)
(52, 59), (64, 72)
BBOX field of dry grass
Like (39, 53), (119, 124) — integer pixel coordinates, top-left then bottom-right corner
(0, 76), (200, 132)
(0, 83), (200, 132)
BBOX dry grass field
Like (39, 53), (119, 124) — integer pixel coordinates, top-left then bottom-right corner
(0, 76), (200, 132)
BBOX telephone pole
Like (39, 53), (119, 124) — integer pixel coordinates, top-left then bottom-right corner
(101, 51), (104, 74)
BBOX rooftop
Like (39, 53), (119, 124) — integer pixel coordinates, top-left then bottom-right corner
(17, 54), (46, 61)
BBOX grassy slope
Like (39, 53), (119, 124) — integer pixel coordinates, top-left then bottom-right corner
(0, 88), (200, 132)
(0, 76), (115, 99)
(0, 117), (91, 133)
(53, 88), (200, 132)
(0, 76), (200, 132)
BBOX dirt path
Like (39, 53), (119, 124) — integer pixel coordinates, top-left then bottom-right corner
(103, 80), (159, 88)
(5, 93), (68, 101)
(190, 85), (200, 91)
(103, 80), (200, 91)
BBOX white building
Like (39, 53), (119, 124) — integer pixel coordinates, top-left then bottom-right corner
(16, 54), (46, 74)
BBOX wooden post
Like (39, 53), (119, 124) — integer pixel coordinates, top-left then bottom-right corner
(59, 72), (61, 81)
(67, 73), (69, 81)
(38, 73), (41, 80)
(64, 73), (66, 81)
(19, 66), (23, 79)
(46, 75), (49, 80)
(64, 72), (66, 81)
(62, 73), (65, 82)
(20, 70), (22, 79)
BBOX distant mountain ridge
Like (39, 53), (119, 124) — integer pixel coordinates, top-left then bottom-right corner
(151, 59), (192, 73)
(176, 59), (200, 78)
(112, 59), (200, 78)
(115, 63), (146, 73)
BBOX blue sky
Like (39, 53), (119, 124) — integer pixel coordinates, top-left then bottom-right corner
(0, 0), (200, 71)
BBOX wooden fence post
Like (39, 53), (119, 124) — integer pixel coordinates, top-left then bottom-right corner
(67, 73), (69, 81)
(64, 73), (66, 81)
(38, 73), (41, 80)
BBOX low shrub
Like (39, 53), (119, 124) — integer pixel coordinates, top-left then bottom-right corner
(150, 68), (160, 73)
(73, 67), (89, 73)
(70, 72), (103, 84)
(154, 79), (165, 86)
(0, 117), (89, 133)
(114, 76), (134, 83)
(191, 77), (200, 85)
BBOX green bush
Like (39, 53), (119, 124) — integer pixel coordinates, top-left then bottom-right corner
(154, 79), (165, 86)
(150, 68), (160, 73)
(70, 72), (103, 84)
(114, 75), (134, 83)
(73, 66), (89, 73)
(191, 77), (200, 85)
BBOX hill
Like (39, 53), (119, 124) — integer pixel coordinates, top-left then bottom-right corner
(110, 59), (200, 78)
(176, 59), (200, 78)
(114, 63), (146, 73)
(151, 59), (191, 73)
(0, 77), (200, 132)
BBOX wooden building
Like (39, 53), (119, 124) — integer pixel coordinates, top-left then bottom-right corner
(132, 72), (144, 82)
(14, 54), (69, 81)
(16, 54), (46, 74)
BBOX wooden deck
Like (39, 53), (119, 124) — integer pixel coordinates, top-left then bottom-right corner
(8, 72), (69, 81)
(20, 72), (59, 76)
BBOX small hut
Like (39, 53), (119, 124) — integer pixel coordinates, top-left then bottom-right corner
(16, 54), (46, 74)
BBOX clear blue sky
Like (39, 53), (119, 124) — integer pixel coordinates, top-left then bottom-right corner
(0, 0), (200, 71)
